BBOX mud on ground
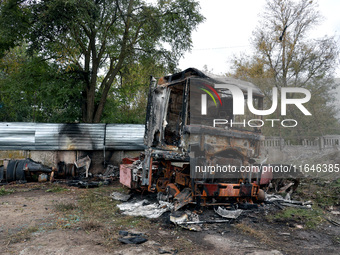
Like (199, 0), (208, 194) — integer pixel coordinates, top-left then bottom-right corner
(0, 182), (339, 255)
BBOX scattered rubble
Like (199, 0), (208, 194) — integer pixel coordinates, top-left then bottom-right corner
(103, 164), (119, 178)
(117, 199), (173, 218)
(66, 180), (109, 188)
(118, 231), (148, 244)
(170, 211), (200, 224)
(214, 207), (243, 219)
(158, 248), (177, 254)
(265, 194), (313, 209)
(75, 156), (91, 178)
(113, 189), (319, 235)
(169, 210), (230, 232)
(0, 155), (120, 188)
(170, 211), (203, 231)
(110, 191), (131, 202)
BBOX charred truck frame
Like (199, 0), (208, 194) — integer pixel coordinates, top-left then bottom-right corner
(120, 68), (270, 210)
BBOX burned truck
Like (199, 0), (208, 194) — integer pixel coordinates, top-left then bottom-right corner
(120, 68), (271, 209)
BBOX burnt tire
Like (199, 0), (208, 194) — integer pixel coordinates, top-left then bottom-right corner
(15, 160), (26, 181)
(6, 160), (18, 182)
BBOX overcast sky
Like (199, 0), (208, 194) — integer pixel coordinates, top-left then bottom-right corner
(177, 0), (340, 76)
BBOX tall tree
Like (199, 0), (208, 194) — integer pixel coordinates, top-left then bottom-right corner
(230, 0), (339, 138)
(0, 0), (204, 123)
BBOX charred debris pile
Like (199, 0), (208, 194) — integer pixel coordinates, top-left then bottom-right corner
(0, 156), (119, 188)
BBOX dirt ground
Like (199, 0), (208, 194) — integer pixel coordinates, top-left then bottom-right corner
(0, 182), (339, 255)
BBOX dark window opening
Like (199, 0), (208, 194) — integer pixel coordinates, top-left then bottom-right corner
(164, 82), (185, 146)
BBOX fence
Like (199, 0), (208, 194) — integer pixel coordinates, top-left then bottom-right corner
(0, 123), (145, 151)
(262, 135), (340, 150)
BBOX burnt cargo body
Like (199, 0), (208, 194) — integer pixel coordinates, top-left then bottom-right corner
(120, 68), (268, 209)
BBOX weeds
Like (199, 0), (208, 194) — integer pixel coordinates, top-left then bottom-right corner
(46, 186), (69, 193)
(7, 226), (39, 244)
(296, 178), (340, 208)
(81, 219), (103, 232)
(55, 202), (78, 212)
(55, 214), (81, 229)
(333, 235), (340, 245)
(0, 187), (14, 196)
(267, 206), (324, 229)
(235, 223), (272, 245)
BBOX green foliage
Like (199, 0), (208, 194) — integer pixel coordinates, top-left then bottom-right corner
(0, 186), (14, 196)
(0, 45), (83, 122)
(0, 0), (31, 57)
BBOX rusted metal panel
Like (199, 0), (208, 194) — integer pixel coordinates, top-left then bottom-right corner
(0, 122), (35, 150)
(119, 164), (134, 188)
(105, 124), (145, 150)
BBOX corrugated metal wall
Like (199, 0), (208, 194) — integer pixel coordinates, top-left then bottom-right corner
(0, 123), (145, 151)
(0, 123), (36, 150)
(105, 124), (145, 150)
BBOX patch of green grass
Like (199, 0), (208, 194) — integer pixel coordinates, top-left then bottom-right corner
(46, 186), (69, 193)
(335, 178), (340, 183)
(79, 190), (120, 216)
(268, 206), (324, 229)
(313, 179), (340, 207)
(0, 187), (14, 196)
(294, 179), (340, 208)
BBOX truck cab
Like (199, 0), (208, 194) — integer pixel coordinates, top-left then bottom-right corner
(121, 68), (266, 208)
